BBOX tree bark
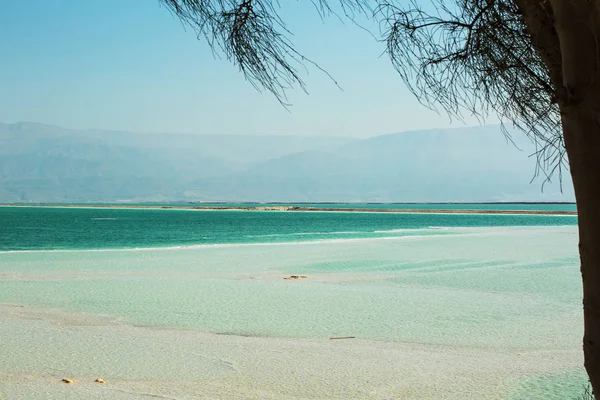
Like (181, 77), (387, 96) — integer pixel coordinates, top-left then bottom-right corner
(548, 0), (600, 393)
(562, 108), (600, 394)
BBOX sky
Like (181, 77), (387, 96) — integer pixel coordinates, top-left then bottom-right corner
(0, 0), (487, 137)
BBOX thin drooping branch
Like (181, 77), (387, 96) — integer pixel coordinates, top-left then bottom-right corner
(161, 0), (564, 185)
(377, 0), (564, 186)
(160, 0), (371, 104)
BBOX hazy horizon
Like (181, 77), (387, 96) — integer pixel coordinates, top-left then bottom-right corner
(3, 119), (501, 139)
(0, 121), (575, 204)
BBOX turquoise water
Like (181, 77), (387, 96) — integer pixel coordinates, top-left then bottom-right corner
(0, 206), (587, 398)
(0, 206), (582, 344)
(0, 206), (577, 251)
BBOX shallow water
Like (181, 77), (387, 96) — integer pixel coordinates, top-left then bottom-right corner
(0, 207), (587, 399)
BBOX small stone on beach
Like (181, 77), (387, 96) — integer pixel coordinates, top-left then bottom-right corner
(283, 275), (308, 280)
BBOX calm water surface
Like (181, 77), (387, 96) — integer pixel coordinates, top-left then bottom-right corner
(0, 205), (577, 251)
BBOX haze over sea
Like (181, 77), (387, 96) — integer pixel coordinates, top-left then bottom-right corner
(0, 204), (585, 399)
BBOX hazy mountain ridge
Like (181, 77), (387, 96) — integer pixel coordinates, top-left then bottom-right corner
(0, 122), (574, 202)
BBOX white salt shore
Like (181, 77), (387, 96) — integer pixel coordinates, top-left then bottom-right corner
(0, 226), (588, 399)
(0, 304), (582, 400)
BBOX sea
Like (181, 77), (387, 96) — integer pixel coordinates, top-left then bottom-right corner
(0, 204), (587, 399)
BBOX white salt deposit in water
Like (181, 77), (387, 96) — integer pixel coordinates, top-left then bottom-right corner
(0, 226), (587, 399)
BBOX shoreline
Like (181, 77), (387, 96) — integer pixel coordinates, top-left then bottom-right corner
(0, 203), (578, 216)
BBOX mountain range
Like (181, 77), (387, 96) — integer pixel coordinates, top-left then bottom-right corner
(0, 122), (575, 203)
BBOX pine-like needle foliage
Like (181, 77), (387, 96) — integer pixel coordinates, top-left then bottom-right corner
(160, 0), (563, 183)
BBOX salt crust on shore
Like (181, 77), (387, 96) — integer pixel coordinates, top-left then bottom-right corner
(0, 304), (581, 400)
(0, 226), (585, 399)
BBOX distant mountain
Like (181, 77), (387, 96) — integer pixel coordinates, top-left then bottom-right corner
(0, 122), (574, 203)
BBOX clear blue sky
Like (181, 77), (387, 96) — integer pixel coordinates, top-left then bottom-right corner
(1, 0), (485, 137)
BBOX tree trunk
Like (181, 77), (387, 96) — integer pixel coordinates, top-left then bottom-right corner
(548, 0), (600, 393)
(562, 108), (600, 394)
